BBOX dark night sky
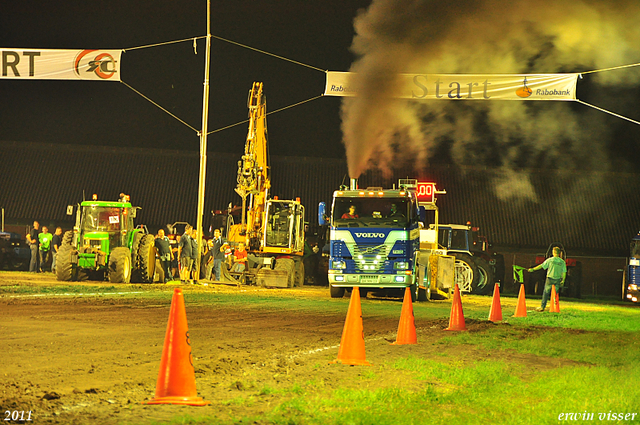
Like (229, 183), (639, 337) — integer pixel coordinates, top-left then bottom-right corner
(3, 0), (640, 175)
(0, 1), (371, 158)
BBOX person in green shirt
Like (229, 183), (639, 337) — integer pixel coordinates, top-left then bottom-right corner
(38, 226), (53, 272)
(528, 246), (566, 311)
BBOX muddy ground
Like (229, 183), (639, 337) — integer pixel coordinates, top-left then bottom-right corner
(0, 272), (575, 424)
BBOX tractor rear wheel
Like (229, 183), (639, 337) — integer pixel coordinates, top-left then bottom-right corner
(473, 257), (494, 295)
(109, 247), (131, 283)
(56, 231), (75, 281)
(132, 234), (156, 283)
(452, 253), (478, 293)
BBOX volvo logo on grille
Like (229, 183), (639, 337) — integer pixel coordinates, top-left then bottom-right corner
(354, 232), (385, 238)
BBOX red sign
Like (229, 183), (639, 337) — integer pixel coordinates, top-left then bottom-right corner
(416, 182), (436, 203)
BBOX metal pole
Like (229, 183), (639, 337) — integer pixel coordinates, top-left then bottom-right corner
(195, 0), (211, 282)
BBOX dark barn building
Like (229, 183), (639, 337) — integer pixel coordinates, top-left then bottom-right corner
(2, 141), (638, 297)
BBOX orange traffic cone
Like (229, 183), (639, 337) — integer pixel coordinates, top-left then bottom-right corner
(549, 285), (558, 313)
(488, 283), (503, 322)
(144, 288), (210, 406)
(513, 284), (527, 317)
(330, 287), (371, 365)
(445, 284), (467, 331)
(555, 290), (561, 313)
(392, 286), (417, 345)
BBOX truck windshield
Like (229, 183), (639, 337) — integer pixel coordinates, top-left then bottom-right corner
(631, 239), (640, 258)
(333, 197), (411, 227)
(82, 207), (122, 232)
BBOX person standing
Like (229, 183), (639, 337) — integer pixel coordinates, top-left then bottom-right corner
(170, 236), (180, 280)
(50, 227), (63, 273)
(190, 230), (199, 283)
(155, 229), (172, 283)
(178, 225), (193, 284)
(38, 226), (53, 272)
(202, 239), (215, 281)
(211, 228), (225, 281)
(27, 221), (41, 272)
(528, 246), (567, 312)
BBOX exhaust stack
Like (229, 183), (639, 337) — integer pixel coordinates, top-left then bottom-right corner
(350, 178), (358, 190)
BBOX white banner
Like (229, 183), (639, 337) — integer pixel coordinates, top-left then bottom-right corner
(325, 71), (578, 101)
(1, 49), (122, 81)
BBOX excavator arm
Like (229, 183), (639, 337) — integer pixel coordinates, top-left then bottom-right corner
(232, 82), (271, 250)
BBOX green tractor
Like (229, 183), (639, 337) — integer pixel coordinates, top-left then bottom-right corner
(56, 194), (156, 283)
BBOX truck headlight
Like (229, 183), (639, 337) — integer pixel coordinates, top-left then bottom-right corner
(394, 262), (408, 270)
(394, 276), (406, 283)
(331, 260), (346, 270)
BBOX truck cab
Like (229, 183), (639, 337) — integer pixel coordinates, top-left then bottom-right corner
(324, 183), (420, 298)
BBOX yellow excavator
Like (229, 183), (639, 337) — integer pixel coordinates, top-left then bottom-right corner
(225, 82), (306, 287)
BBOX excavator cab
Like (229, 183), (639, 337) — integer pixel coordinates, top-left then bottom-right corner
(264, 200), (305, 252)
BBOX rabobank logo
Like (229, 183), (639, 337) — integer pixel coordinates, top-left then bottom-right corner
(516, 75), (572, 98)
(354, 232), (385, 239)
(74, 50), (118, 80)
(516, 76), (532, 98)
(329, 84), (357, 95)
(535, 88), (572, 96)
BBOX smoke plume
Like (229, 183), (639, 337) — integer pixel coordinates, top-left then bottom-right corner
(342, 0), (640, 201)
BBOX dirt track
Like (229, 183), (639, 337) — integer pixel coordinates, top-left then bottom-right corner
(0, 272), (573, 424)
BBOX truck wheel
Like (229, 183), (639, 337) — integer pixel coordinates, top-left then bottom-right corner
(452, 253), (478, 293)
(473, 257), (494, 295)
(56, 231), (75, 282)
(109, 247), (131, 283)
(131, 234), (156, 283)
(416, 264), (430, 301)
(330, 285), (345, 298)
(416, 285), (429, 302)
(409, 283), (418, 302)
(10, 259), (28, 271)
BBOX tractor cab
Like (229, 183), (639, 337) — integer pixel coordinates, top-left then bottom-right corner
(76, 201), (136, 266)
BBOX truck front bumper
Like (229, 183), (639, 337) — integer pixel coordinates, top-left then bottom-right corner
(329, 273), (415, 287)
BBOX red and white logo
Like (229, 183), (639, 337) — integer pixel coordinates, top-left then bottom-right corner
(74, 50), (118, 80)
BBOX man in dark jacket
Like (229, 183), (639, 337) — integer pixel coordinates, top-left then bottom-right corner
(190, 229), (199, 283)
(155, 229), (172, 283)
(27, 221), (40, 272)
(51, 227), (63, 274)
(211, 228), (225, 281)
(178, 225), (193, 283)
